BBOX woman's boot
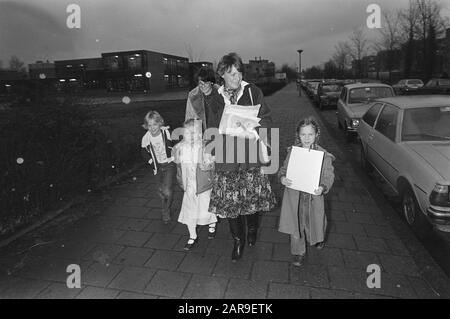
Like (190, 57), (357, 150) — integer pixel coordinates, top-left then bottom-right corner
(228, 215), (245, 262)
(246, 212), (259, 247)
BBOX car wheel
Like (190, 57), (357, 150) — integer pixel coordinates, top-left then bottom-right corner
(401, 186), (431, 235)
(360, 142), (373, 173)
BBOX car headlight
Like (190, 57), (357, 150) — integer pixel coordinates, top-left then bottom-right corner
(430, 184), (449, 206)
(351, 119), (360, 127)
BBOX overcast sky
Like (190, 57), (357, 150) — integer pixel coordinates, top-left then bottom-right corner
(0, 0), (448, 70)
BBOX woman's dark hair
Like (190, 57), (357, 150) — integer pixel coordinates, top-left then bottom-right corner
(217, 52), (244, 77)
(195, 66), (216, 84)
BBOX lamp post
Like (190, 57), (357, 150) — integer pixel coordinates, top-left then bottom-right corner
(297, 50), (303, 96)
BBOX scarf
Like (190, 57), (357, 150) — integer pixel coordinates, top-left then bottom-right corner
(223, 85), (241, 104)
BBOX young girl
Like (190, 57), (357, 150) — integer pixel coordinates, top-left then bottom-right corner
(174, 119), (217, 250)
(278, 117), (335, 267)
(141, 111), (175, 224)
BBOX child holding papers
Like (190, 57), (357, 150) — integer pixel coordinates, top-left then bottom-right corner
(278, 117), (335, 267)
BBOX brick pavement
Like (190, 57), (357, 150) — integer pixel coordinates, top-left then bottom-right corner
(0, 83), (448, 299)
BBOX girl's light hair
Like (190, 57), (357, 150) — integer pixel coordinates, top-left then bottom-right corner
(295, 116), (321, 148)
(142, 110), (164, 129)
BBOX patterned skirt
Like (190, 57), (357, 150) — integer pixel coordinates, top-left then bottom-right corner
(208, 167), (277, 219)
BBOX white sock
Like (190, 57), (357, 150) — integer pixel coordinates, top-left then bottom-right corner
(208, 223), (216, 232)
(187, 222), (197, 242)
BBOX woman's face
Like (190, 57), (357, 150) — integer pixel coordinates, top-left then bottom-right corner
(299, 124), (318, 148)
(198, 78), (213, 95)
(222, 65), (242, 90)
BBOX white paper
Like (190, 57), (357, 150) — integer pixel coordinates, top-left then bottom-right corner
(286, 146), (324, 195)
(218, 104), (261, 138)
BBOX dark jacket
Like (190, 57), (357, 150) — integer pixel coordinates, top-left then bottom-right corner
(141, 127), (174, 175)
(203, 81), (273, 172)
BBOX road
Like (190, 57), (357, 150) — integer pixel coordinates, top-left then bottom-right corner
(306, 88), (450, 278)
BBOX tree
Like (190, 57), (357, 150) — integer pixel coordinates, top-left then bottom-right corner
(347, 27), (369, 78)
(399, 0), (420, 77)
(323, 60), (339, 79)
(375, 10), (403, 82)
(184, 43), (204, 62)
(9, 55), (26, 74)
(332, 41), (352, 78)
(415, 0), (448, 79)
(279, 64), (297, 81)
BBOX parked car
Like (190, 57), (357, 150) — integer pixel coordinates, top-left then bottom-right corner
(306, 81), (320, 99)
(418, 78), (450, 95)
(316, 81), (344, 110)
(358, 96), (450, 232)
(392, 79), (424, 95)
(336, 83), (395, 141)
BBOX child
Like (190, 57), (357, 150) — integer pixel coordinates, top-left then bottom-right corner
(174, 119), (217, 250)
(278, 117), (335, 267)
(141, 111), (175, 224)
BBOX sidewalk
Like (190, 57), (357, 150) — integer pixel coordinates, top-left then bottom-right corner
(0, 83), (448, 299)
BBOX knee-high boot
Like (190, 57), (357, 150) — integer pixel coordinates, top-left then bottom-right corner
(246, 212), (259, 247)
(228, 215), (245, 262)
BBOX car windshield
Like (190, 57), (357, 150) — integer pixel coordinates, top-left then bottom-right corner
(322, 84), (342, 93)
(348, 87), (393, 104)
(407, 80), (423, 85)
(402, 107), (450, 141)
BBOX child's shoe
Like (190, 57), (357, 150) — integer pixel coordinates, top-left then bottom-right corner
(291, 254), (305, 267)
(316, 242), (325, 250)
(184, 238), (198, 251)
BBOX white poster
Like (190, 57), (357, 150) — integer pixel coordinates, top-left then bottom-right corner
(286, 146), (324, 195)
(218, 104), (261, 138)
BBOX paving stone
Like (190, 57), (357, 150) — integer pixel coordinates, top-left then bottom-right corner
(310, 287), (356, 299)
(104, 206), (148, 218)
(242, 242), (274, 261)
(119, 218), (151, 232)
(37, 282), (82, 299)
(251, 261), (289, 283)
(205, 238), (234, 256)
(267, 282), (309, 299)
(331, 222), (367, 236)
(144, 219), (176, 233)
(407, 276), (441, 299)
(108, 267), (155, 292)
(144, 233), (181, 250)
(378, 254), (421, 277)
(116, 291), (158, 299)
(116, 231), (153, 247)
(89, 229), (126, 244)
(363, 224), (397, 239)
(341, 249), (380, 270)
(328, 266), (371, 294)
(83, 244), (125, 263)
(224, 279), (268, 299)
(76, 286), (120, 299)
(177, 253), (219, 275)
(113, 247), (154, 266)
(145, 250), (186, 271)
(306, 247), (345, 267)
(144, 270), (191, 298)
(290, 264), (330, 288)
(82, 263), (122, 287)
(272, 243), (292, 262)
(328, 201), (354, 212)
(145, 198), (162, 208)
(324, 233), (356, 250)
(345, 212), (376, 225)
(182, 274), (228, 299)
(327, 210), (347, 222)
(124, 198), (149, 207)
(259, 228), (289, 244)
(353, 236), (390, 253)
(0, 277), (51, 299)
(212, 256), (253, 279)
(386, 239), (411, 256)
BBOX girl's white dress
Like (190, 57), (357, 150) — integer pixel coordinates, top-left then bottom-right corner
(177, 142), (217, 226)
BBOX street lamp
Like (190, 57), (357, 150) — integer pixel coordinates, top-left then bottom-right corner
(297, 50), (303, 96)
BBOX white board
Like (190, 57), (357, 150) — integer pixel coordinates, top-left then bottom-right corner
(286, 146), (324, 195)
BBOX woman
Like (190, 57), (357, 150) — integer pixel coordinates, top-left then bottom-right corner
(185, 66), (218, 132)
(203, 52), (276, 262)
(185, 66), (220, 240)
